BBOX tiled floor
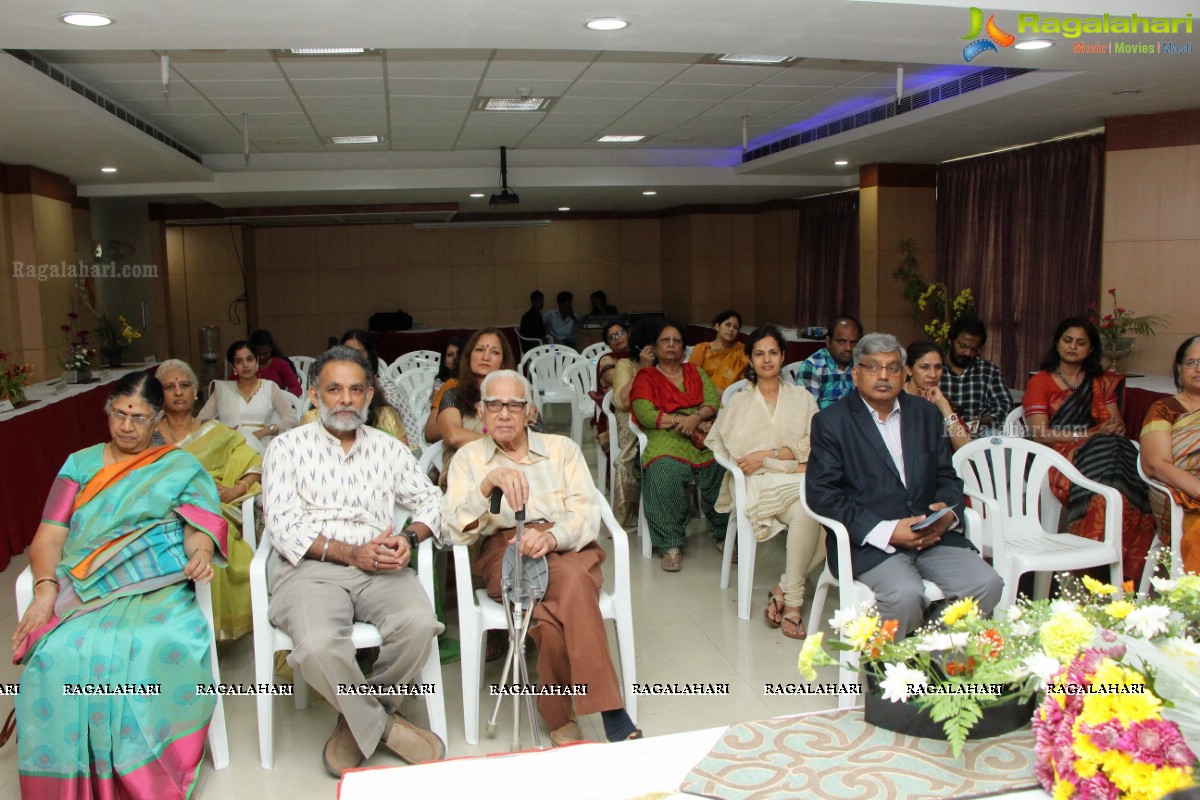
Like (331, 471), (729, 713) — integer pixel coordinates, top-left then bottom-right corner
(0, 408), (848, 797)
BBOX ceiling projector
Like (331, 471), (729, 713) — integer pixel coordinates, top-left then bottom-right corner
(489, 146), (519, 205)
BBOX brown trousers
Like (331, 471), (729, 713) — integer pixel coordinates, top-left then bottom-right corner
(474, 534), (623, 730)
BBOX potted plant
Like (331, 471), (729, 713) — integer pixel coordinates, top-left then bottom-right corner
(892, 239), (976, 348)
(96, 314), (143, 368)
(60, 311), (94, 383)
(0, 350), (34, 407)
(800, 570), (1200, 779)
(1087, 288), (1168, 372)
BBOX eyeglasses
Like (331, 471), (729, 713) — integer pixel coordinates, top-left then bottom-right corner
(1182, 359), (1200, 370)
(605, 330), (627, 342)
(110, 410), (156, 427)
(482, 399), (529, 414)
(857, 363), (903, 375)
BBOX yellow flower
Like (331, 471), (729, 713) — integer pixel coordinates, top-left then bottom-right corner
(1039, 610), (1094, 662)
(845, 614), (880, 650)
(1051, 775), (1075, 800)
(797, 632), (836, 681)
(1077, 660), (1162, 728)
(1104, 600), (1136, 620)
(941, 597), (979, 628)
(1082, 575), (1118, 595)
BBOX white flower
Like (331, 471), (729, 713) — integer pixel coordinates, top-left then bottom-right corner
(1050, 599), (1079, 615)
(1124, 605), (1172, 638)
(1022, 653), (1062, 686)
(1162, 637), (1200, 665)
(879, 663), (927, 703)
(1010, 621), (1036, 637)
(1006, 606), (1025, 622)
(1151, 577), (1177, 593)
(913, 632), (970, 653)
(830, 605), (871, 632)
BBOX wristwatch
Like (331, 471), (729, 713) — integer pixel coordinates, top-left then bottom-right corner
(401, 528), (420, 550)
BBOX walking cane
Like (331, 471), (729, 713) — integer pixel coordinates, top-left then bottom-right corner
(484, 487), (549, 750)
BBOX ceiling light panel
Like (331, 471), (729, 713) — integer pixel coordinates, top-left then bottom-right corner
(478, 97), (553, 111)
(585, 17), (629, 30)
(716, 54), (795, 65)
(330, 135), (381, 144)
(596, 135), (646, 142)
(286, 48), (368, 55)
(59, 12), (113, 26)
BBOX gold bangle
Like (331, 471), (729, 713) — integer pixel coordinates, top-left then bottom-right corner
(33, 577), (60, 591)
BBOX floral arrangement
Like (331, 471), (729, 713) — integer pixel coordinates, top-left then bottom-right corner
(96, 314), (142, 350)
(891, 239), (976, 348)
(1087, 288), (1168, 346)
(0, 350), (34, 404)
(799, 571), (1200, 788)
(60, 311), (93, 370)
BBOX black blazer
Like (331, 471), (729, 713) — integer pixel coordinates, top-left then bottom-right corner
(807, 390), (969, 578)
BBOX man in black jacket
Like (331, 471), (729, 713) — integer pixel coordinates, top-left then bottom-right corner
(807, 332), (1003, 638)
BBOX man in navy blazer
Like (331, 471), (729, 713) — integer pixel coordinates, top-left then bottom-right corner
(807, 333), (1003, 638)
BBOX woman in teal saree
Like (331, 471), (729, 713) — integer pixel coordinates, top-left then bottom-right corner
(11, 372), (228, 800)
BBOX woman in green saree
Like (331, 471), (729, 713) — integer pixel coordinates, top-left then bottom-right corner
(11, 372), (228, 800)
(156, 359), (260, 640)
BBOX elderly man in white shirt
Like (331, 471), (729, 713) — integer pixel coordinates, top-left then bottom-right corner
(262, 345), (445, 777)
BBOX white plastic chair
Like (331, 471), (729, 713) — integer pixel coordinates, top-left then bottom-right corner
(13, 495), (250, 771)
(393, 350), (440, 375)
(721, 379), (748, 407)
(394, 368), (437, 414)
(290, 356), (315, 394)
(394, 370), (436, 456)
(248, 498), (447, 769)
(518, 343), (576, 378)
(600, 391), (619, 499)
(528, 351), (584, 419)
(800, 483), (983, 708)
(713, 444), (762, 620)
(953, 436), (1123, 610)
(562, 358), (595, 448)
(452, 488), (637, 745)
(581, 342), (609, 362)
(631, 417), (653, 559)
(1003, 406), (1027, 438)
(516, 332), (544, 356)
(287, 385), (311, 418)
(1136, 456), (1186, 594)
(781, 362), (803, 385)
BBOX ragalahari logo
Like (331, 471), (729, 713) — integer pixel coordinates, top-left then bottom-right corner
(961, 7), (1016, 61)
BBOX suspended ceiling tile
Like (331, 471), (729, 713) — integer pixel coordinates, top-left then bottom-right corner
(299, 95), (386, 114)
(672, 63), (782, 86)
(173, 61), (285, 81)
(579, 61), (692, 82)
(290, 78), (385, 97)
(212, 97), (304, 114)
(190, 79), (296, 98)
(387, 77), (481, 96)
(388, 110), (470, 125)
(388, 95), (472, 113)
(277, 56), (385, 80)
(648, 82), (744, 102)
(564, 80), (660, 100)
(476, 78), (575, 97)
(384, 51), (491, 79)
(552, 96), (640, 115)
(633, 97), (718, 115)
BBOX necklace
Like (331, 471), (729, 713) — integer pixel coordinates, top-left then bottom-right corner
(237, 379), (260, 403)
(1179, 392), (1197, 414)
(164, 415), (194, 443)
(1055, 368), (1082, 391)
(657, 364), (683, 380)
(107, 442), (121, 463)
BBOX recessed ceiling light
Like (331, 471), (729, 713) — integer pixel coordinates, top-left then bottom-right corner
(596, 135), (645, 143)
(585, 17), (628, 31)
(59, 11), (113, 26)
(558, 207), (571, 212)
(100, 166), (117, 173)
(288, 48), (367, 55)
(480, 97), (551, 112)
(330, 135), (380, 144)
(834, 160), (849, 166)
(717, 54), (794, 65)
(642, 190), (657, 196)
(469, 193), (485, 199)
(1013, 39), (1055, 50)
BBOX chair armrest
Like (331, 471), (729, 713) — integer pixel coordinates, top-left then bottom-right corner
(597, 490), (629, 600)
(249, 510), (275, 644)
(15, 566), (33, 616)
(453, 544), (476, 615)
(798, 485), (857, 586)
(415, 536), (435, 605)
(241, 494), (258, 551)
(960, 489), (999, 557)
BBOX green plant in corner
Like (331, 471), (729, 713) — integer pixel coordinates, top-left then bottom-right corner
(892, 239), (976, 348)
(892, 238), (928, 316)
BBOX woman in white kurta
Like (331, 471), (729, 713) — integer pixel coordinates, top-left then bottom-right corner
(707, 324), (823, 639)
(198, 340), (298, 453)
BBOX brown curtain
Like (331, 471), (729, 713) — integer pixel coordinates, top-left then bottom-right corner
(936, 135), (1104, 389)
(795, 191), (859, 327)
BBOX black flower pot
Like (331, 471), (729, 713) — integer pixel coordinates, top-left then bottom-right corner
(863, 673), (1036, 741)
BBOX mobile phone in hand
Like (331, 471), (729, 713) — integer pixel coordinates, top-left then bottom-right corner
(912, 505), (955, 531)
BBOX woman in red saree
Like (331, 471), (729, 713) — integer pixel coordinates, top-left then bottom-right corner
(1023, 317), (1155, 582)
(12, 372), (228, 799)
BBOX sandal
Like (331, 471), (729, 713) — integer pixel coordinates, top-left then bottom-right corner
(763, 586), (784, 628)
(661, 548), (682, 572)
(780, 607), (807, 640)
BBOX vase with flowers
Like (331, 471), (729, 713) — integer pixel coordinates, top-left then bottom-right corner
(1087, 288), (1168, 373)
(96, 314), (142, 368)
(60, 311), (94, 383)
(0, 350), (34, 407)
(799, 568), (1200, 788)
(892, 239), (976, 348)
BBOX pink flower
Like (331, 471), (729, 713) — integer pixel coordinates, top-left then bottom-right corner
(60, 324), (71, 333)
(1115, 307), (1126, 314)
(67, 311), (79, 319)
(1108, 288), (1117, 296)
(1077, 773), (1120, 800)
(1103, 314), (1113, 322)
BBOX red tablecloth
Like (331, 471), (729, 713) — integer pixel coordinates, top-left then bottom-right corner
(0, 382), (113, 572)
(1124, 386), (1171, 443)
(375, 327), (521, 364)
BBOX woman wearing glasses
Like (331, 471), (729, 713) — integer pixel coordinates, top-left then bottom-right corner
(1139, 336), (1200, 577)
(12, 372), (227, 799)
(631, 318), (728, 572)
(1023, 316), (1155, 582)
(199, 339), (299, 453)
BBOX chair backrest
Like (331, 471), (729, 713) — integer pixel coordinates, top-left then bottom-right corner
(722, 378), (749, 407)
(952, 436), (1077, 536)
(394, 366), (437, 402)
(529, 352), (583, 403)
(394, 350), (440, 374)
(518, 343), (575, 377)
(684, 345), (695, 362)
(1003, 406), (1027, 438)
(1136, 450), (1184, 577)
(418, 440), (444, 482)
(581, 342), (609, 362)
(290, 356), (315, 393)
(516, 333), (544, 356)
(394, 369), (437, 446)
(563, 358), (595, 401)
(781, 361), (803, 385)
